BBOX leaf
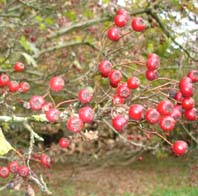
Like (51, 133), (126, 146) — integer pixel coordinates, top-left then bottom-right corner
(21, 52), (37, 67)
(19, 36), (31, 51)
(0, 128), (13, 156)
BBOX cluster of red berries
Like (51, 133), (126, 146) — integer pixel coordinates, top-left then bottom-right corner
(0, 161), (29, 178)
(0, 62), (30, 93)
(173, 70), (198, 121)
(67, 87), (95, 133)
(145, 53), (160, 81)
(24, 28), (37, 42)
(107, 9), (146, 41)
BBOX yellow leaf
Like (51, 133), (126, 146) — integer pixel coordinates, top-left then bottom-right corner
(0, 128), (13, 156)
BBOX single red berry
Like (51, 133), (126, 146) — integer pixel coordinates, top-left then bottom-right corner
(187, 70), (198, 83)
(30, 35), (36, 42)
(45, 108), (60, 122)
(145, 108), (160, 124)
(78, 106), (95, 123)
(0, 166), (9, 178)
(131, 17), (146, 32)
(112, 115), (128, 131)
(112, 94), (125, 105)
(67, 115), (84, 133)
(8, 161), (19, 174)
(24, 28), (31, 34)
(8, 80), (19, 92)
(49, 76), (65, 92)
(146, 53), (160, 70)
(14, 62), (25, 72)
(29, 95), (45, 111)
(0, 74), (10, 87)
(145, 69), (158, 81)
(19, 81), (30, 93)
(116, 9), (128, 16)
(159, 116), (176, 131)
(108, 70), (122, 86)
(182, 97), (194, 110)
(127, 76), (140, 89)
(174, 91), (184, 103)
(138, 156), (143, 161)
(157, 100), (174, 115)
(180, 82), (193, 97)
(179, 76), (192, 89)
(116, 83), (130, 98)
(129, 104), (144, 120)
(114, 14), (128, 27)
(17, 166), (29, 177)
(172, 140), (188, 156)
(78, 88), (93, 104)
(41, 154), (51, 168)
(98, 60), (112, 77)
(107, 27), (120, 41)
(59, 137), (70, 148)
(184, 108), (197, 121)
(170, 106), (182, 121)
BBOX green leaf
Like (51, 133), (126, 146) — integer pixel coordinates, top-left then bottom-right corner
(21, 52), (37, 67)
(45, 17), (54, 25)
(64, 11), (76, 21)
(0, 128), (13, 156)
(35, 16), (43, 22)
(19, 36), (31, 51)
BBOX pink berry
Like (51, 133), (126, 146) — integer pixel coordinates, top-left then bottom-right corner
(0, 166), (9, 178)
(8, 81), (19, 92)
(145, 69), (158, 81)
(78, 88), (93, 104)
(49, 76), (65, 92)
(78, 106), (95, 123)
(159, 116), (176, 131)
(59, 137), (70, 148)
(8, 161), (19, 174)
(172, 140), (188, 156)
(29, 95), (45, 111)
(98, 60), (112, 77)
(67, 115), (84, 133)
(127, 76), (140, 89)
(145, 108), (160, 124)
(0, 74), (10, 87)
(17, 166), (29, 177)
(131, 17), (146, 32)
(116, 83), (130, 98)
(19, 81), (30, 93)
(146, 53), (160, 70)
(112, 115), (128, 131)
(112, 94), (125, 105)
(129, 104), (144, 120)
(14, 62), (25, 72)
(114, 14), (128, 27)
(45, 108), (60, 122)
(107, 27), (120, 41)
(157, 100), (174, 115)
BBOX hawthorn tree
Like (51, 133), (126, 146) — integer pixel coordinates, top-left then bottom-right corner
(0, 0), (197, 195)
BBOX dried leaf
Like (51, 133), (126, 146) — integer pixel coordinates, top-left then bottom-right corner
(0, 128), (13, 155)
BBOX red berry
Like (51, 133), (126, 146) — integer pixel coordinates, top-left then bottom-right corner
(170, 106), (182, 121)
(49, 76), (65, 92)
(112, 115), (128, 131)
(159, 116), (176, 131)
(187, 70), (198, 83)
(145, 69), (158, 81)
(107, 27), (120, 41)
(78, 106), (95, 123)
(19, 81), (30, 93)
(146, 53), (160, 70)
(172, 140), (188, 156)
(41, 154), (51, 168)
(174, 91), (184, 103)
(127, 76), (140, 89)
(182, 97), (194, 110)
(116, 83), (130, 98)
(17, 166), (29, 177)
(8, 161), (19, 174)
(98, 60), (112, 77)
(114, 14), (128, 27)
(78, 88), (93, 104)
(0, 166), (9, 178)
(131, 17), (146, 32)
(184, 108), (197, 121)
(30, 35), (36, 42)
(0, 74), (10, 87)
(14, 62), (25, 72)
(67, 115), (84, 133)
(129, 104), (144, 120)
(145, 108), (160, 124)
(59, 137), (70, 148)
(180, 83), (193, 97)
(157, 100), (174, 115)
(179, 76), (192, 89)
(112, 94), (125, 105)
(8, 80), (19, 92)
(116, 9), (128, 16)
(45, 108), (60, 122)
(29, 95), (45, 111)
(108, 70), (122, 86)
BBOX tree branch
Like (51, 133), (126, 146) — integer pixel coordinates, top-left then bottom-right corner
(147, 9), (198, 61)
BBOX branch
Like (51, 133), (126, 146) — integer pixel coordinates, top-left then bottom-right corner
(147, 9), (198, 61)
(33, 40), (99, 59)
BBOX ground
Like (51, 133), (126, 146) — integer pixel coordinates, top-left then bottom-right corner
(1, 150), (198, 196)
